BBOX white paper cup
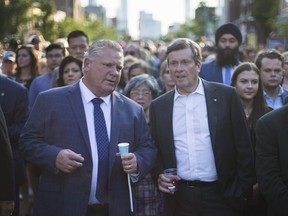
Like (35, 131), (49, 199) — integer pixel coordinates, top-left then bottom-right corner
(118, 142), (130, 157)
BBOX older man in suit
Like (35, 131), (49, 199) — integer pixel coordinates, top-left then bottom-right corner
(19, 40), (157, 216)
(256, 106), (288, 216)
(0, 75), (29, 216)
(0, 107), (15, 216)
(150, 38), (255, 216)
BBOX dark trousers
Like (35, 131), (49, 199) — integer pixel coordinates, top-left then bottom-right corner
(86, 204), (108, 216)
(173, 183), (243, 216)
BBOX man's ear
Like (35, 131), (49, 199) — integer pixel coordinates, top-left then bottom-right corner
(197, 62), (202, 73)
(83, 58), (90, 73)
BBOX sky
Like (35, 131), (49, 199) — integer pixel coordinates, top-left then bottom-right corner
(81, 0), (219, 38)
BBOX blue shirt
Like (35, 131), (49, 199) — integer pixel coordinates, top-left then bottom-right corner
(29, 71), (54, 109)
(264, 86), (286, 110)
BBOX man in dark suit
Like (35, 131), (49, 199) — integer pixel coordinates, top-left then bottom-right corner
(0, 75), (29, 216)
(256, 106), (288, 216)
(0, 107), (15, 216)
(150, 38), (255, 216)
(19, 40), (157, 216)
(199, 23), (242, 85)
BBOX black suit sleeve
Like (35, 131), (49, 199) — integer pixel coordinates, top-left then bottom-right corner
(0, 107), (15, 201)
(256, 113), (288, 215)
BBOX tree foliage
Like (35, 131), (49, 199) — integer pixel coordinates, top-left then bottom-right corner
(251, 0), (280, 41)
(1, 0), (118, 46)
(36, 1), (58, 42)
(57, 16), (117, 42)
(174, 1), (216, 42)
(0, 0), (32, 42)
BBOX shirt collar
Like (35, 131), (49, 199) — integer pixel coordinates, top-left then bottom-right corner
(79, 78), (111, 105)
(174, 78), (204, 102)
(264, 86), (284, 97)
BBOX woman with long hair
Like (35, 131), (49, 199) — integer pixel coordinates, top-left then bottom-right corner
(231, 62), (271, 216)
(14, 46), (39, 89)
(231, 62), (271, 139)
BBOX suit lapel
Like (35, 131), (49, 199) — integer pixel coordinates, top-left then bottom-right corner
(109, 92), (123, 174)
(0, 76), (7, 106)
(202, 80), (219, 147)
(163, 91), (177, 163)
(212, 60), (223, 83)
(284, 106), (288, 136)
(67, 83), (91, 153)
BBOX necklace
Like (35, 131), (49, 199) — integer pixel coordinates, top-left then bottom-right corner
(244, 108), (252, 118)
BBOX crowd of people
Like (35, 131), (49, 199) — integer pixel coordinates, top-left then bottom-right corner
(0, 22), (288, 216)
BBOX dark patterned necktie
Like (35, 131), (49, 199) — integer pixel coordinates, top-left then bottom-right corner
(92, 98), (109, 204)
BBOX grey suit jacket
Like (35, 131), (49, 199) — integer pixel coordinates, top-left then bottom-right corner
(256, 105), (288, 216)
(150, 79), (255, 213)
(20, 82), (157, 216)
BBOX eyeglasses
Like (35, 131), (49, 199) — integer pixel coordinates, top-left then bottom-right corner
(130, 90), (152, 97)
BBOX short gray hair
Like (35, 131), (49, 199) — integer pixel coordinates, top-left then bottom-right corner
(166, 38), (202, 64)
(124, 74), (160, 99)
(84, 39), (123, 60)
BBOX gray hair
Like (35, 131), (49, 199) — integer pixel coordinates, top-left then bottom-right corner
(166, 38), (202, 64)
(84, 39), (123, 60)
(124, 74), (160, 99)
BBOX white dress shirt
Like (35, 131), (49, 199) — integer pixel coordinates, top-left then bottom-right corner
(79, 79), (111, 204)
(173, 79), (218, 182)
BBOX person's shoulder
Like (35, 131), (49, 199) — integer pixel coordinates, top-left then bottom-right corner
(199, 60), (218, 76)
(151, 89), (174, 105)
(281, 88), (288, 104)
(115, 91), (140, 106)
(202, 79), (234, 91)
(33, 73), (50, 82)
(113, 92), (144, 113)
(38, 85), (72, 98)
(283, 88), (288, 97)
(0, 75), (27, 91)
(201, 59), (217, 67)
(260, 105), (288, 123)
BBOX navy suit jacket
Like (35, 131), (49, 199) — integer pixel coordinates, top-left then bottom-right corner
(150, 79), (255, 213)
(256, 106), (288, 216)
(0, 107), (15, 201)
(199, 59), (224, 83)
(19, 82), (157, 216)
(0, 75), (29, 186)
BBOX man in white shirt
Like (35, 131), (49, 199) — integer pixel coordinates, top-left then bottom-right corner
(150, 38), (255, 216)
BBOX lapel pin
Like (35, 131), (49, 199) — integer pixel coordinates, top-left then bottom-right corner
(213, 98), (217, 102)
